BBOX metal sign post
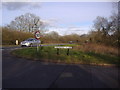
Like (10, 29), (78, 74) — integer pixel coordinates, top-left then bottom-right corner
(37, 43), (39, 52)
(34, 31), (41, 52)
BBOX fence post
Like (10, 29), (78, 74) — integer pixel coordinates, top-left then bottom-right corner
(67, 49), (69, 55)
(57, 48), (59, 55)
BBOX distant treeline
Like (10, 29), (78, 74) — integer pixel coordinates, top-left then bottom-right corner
(2, 27), (84, 45)
(2, 26), (119, 48)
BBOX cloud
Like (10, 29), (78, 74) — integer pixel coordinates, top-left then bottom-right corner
(2, 0), (34, 2)
(2, 2), (41, 10)
(41, 18), (59, 27)
(48, 25), (91, 36)
(66, 26), (91, 35)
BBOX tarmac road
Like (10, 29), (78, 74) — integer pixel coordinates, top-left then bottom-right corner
(2, 46), (120, 88)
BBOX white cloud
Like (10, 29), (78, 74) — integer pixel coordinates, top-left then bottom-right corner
(41, 18), (58, 27)
(48, 25), (91, 36)
(66, 26), (91, 35)
(2, 2), (41, 10)
(2, 0), (32, 2)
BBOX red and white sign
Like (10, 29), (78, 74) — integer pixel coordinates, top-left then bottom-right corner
(35, 31), (40, 39)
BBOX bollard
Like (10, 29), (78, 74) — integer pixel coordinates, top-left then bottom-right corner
(15, 40), (19, 45)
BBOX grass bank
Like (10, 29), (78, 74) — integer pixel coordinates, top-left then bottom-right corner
(11, 44), (119, 66)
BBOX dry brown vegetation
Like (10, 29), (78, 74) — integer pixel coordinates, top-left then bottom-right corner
(74, 43), (118, 56)
(2, 27), (34, 45)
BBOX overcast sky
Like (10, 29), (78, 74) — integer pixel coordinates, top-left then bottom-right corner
(1, 1), (118, 35)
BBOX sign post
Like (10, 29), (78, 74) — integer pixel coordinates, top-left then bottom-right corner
(34, 31), (41, 52)
(54, 46), (72, 55)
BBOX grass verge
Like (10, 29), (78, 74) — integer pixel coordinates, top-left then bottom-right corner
(11, 45), (120, 66)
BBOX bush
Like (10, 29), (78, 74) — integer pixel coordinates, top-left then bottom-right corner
(2, 27), (34, 45)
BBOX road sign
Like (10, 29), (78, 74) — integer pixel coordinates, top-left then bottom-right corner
(34, 31), (41, 53)
(54, 46), (72, 49)
(35, 31), (40, 39)
(54, 46), (72, 55)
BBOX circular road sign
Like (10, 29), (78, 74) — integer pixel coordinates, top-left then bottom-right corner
(35, 31), (40, 39)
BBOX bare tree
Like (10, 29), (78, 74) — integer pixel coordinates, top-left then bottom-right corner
(109, 2), (119, 36)
(7, 13), (46, 33)
(93, 16), (109, 36)
(90, 2), (120, 46)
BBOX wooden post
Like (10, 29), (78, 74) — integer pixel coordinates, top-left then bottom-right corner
(67, 49), (69, 55)
(57, 48), (59, 55)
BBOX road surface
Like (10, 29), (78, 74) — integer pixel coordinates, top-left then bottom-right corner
(2, 46), (120, 88)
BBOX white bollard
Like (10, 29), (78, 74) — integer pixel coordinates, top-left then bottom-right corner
(16, 40), (19, 45)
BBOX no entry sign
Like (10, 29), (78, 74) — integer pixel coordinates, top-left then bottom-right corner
(35, 31), (40, 39)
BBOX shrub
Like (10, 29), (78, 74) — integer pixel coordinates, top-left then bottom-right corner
(2, 27), (34, 45)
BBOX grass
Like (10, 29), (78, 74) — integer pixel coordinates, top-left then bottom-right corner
(11, 44), (120, 66)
